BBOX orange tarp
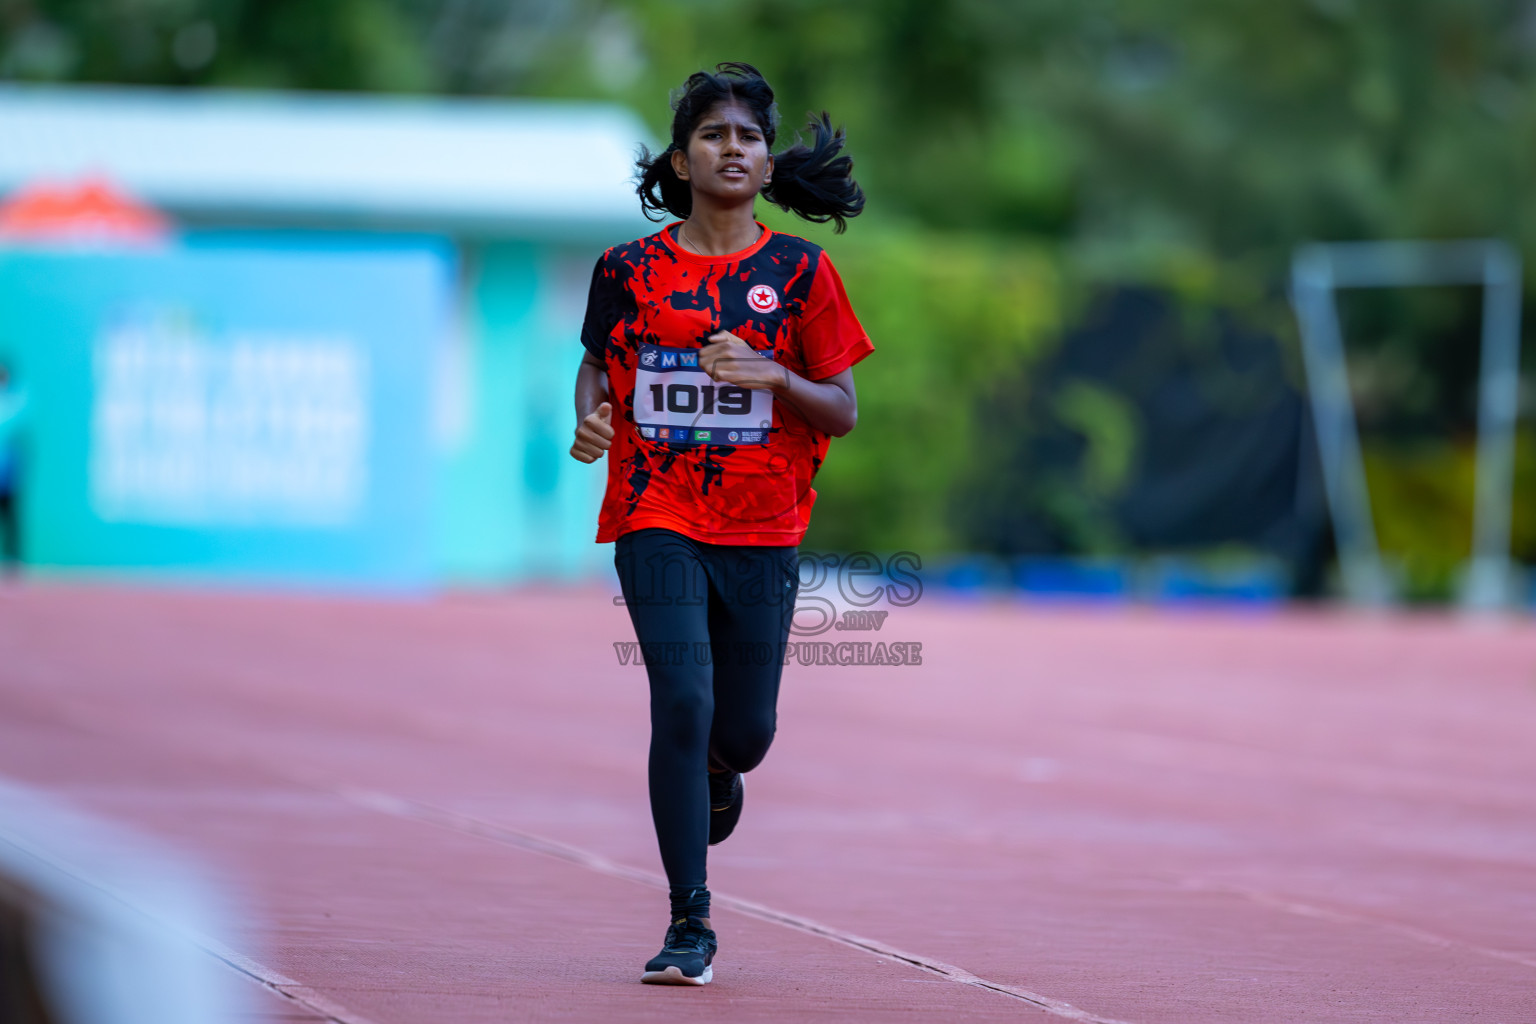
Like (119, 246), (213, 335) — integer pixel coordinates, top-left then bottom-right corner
(0, 177), (170, 242)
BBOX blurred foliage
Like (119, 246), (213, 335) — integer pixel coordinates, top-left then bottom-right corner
(1366, 430), (1536, 600)
(11, 0), (1534, 255)
(6, 0), (1536, 592)
(0, 0), (584, 92)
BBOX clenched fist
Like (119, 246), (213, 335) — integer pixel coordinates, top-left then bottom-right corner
(699, 331), (789, 391)
(570, 401), (614, 463)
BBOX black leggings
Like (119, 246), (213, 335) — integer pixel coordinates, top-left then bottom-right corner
(615, 528), (799, 909)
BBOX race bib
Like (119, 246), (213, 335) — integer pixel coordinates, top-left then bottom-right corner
(633, 343), (773, 445)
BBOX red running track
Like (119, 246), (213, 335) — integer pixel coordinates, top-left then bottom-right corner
(1, 582), (1534, 1023)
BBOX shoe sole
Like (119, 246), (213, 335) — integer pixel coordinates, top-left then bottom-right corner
(641, 965), (712, 985)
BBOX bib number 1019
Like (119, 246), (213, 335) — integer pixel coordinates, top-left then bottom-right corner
(633, 342), (772, 445)
(646, 382), (752, 416)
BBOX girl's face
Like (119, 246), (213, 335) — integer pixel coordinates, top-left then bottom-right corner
(671, 100), (773, 208)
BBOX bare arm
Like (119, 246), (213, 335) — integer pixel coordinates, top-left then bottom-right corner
(769, 365), (857, 437)
(570, 349), (614, 463)
(698, 332), (859, 437)
(575, 349), (609, 422)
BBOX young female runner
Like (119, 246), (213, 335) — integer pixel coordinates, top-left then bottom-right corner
(569, 62), (871, 986)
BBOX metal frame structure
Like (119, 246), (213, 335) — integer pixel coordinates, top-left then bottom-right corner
(1290, 240), (1523, 609)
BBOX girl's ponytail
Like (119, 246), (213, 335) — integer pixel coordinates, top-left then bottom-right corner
(636, 143), (694, 222)
(762, 113), (865, 234)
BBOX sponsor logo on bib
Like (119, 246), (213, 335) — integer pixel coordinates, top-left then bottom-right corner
(747, 284), (779, 314)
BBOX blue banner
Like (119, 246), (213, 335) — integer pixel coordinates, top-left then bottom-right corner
(0, 245), (452, 590)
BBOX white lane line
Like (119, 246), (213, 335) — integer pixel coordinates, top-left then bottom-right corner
(206, 938), (384, 1024)
(0, 822), (378, 1024)
(339, 788), (1138, 1024)
(1186, 879), (1536, 971)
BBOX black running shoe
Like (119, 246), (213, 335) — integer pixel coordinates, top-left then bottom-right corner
(708, 769), (743, 846)
(641, 916), (716, 985)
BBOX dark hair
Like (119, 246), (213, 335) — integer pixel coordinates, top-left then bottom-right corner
(635, 62), (865, 233)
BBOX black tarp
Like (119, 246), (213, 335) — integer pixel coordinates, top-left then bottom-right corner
(957, 286), (1330, 593)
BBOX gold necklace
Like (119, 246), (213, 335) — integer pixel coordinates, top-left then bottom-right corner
(678, 221), (761, 255)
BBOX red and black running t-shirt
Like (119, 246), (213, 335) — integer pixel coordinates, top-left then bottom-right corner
(581, 222), (873, 546)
